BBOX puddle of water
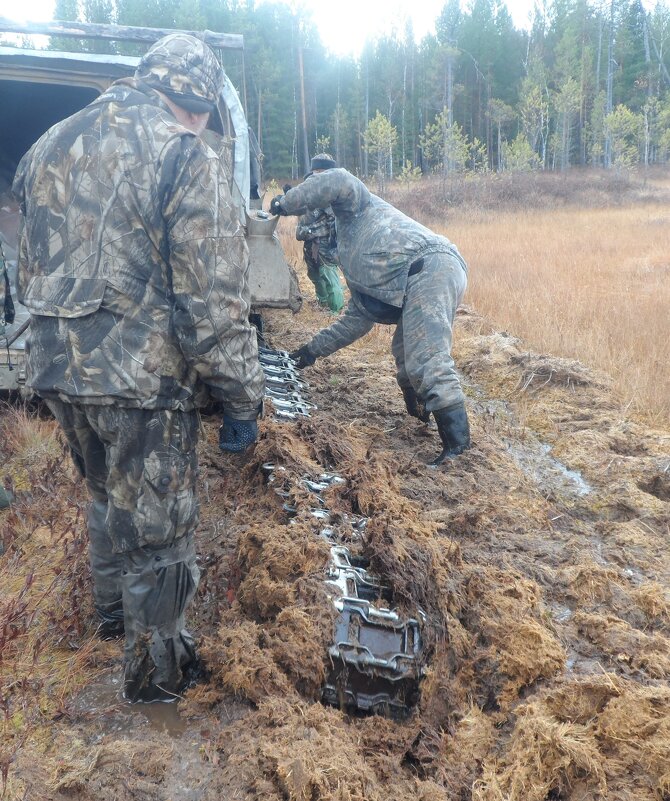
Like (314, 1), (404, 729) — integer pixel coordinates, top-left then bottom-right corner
(622, 565), (648, 586)
(551, 605), (573, 623)
(506, 441), (592, 498)
(540, 444), (592, 496)
(470, 385), (592, 498)
(73, 670), (188, 738)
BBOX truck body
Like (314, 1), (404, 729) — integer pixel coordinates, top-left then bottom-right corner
(0, 19), (300, 391)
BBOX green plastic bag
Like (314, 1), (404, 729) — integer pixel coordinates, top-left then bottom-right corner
(312, 260), (344, 313)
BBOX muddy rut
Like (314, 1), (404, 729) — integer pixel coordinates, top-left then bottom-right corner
(2, 302), (669, 801)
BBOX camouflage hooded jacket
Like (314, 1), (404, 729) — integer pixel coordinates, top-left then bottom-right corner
(279, 168), (458, 307)
(13, 80), (264, 418)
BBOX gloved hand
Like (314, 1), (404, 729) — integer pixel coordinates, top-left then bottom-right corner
(431, 402), (471, 465)
(401, 386), (430, 424)
(289, 344), (317, 369)
(270, 195), (288, 216)
(219, 414), (259, 453)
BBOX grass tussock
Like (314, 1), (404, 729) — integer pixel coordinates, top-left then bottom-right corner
(473, 678), (670, 801)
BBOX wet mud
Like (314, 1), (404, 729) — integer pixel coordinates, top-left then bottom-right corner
(2, 296), (669, 800)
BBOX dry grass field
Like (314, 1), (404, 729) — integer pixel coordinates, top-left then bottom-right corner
(444, 204), (670, 426)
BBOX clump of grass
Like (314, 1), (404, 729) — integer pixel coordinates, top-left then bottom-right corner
(0, 404), (62, 493)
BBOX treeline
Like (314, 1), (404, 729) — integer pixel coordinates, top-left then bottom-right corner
(51, 0), (670, 179)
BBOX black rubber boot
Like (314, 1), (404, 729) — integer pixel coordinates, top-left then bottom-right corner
(401, 386), (431, 424)
(95, 605), (125, 640)
(431, 402), (471, 465)
(121, 537), (200, 704)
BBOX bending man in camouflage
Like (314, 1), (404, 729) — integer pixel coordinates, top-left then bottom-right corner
(294, 154), (344, 313)
(270, 169), (469, 464)
(14, 34), (265, 701)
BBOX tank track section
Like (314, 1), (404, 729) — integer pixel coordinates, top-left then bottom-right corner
(257, 345), (426, 719)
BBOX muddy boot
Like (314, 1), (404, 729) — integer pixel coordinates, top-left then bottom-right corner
(431, 402), (471, 465)
(401, 386), (430, 424)
(88, 499), (125, 638)
(122, 536), (200, 703)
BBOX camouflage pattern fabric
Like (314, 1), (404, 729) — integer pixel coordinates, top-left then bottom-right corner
(390, 250), (467, 411)
(307, 253), (467, 410)
(296, 208), (339, 265)
(13, 37), (263, 700)
(46, 399), (200, 697)
(45, 401), (199, 553)
(122, 534), (199, 701)
(308, 295), (375, 357)
(281, 170), (469, 411)
(279, 168), (458, 307)
(135, 33), (224, 112)
(296, 207), (344, 312)
(13, 78), (264, 419)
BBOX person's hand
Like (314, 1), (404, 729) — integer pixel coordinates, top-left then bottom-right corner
(289, 344), (317, 369)
(270, 195), (288, 216)
(219, 414), (258, 453)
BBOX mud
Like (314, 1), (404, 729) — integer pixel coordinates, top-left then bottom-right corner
(2, 281), (670, 799)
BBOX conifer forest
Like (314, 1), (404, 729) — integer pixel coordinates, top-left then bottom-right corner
(48, 0), (670, 179)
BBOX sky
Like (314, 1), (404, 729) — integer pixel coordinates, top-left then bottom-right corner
(2, 0), (538, 57)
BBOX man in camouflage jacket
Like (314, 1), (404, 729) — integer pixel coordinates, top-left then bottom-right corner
(14, 34), (265, 701)
(270, 168), (469, 464)
(294, 154), (344, 313)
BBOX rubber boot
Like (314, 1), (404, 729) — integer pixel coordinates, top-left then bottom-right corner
(401, 386), (431, 424)
(431, 402), (471, 465)
(88, 499), (125, 639)
(122, 537), (200, 703)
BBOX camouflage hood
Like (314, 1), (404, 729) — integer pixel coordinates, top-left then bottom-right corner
(135, 33), (224, 113)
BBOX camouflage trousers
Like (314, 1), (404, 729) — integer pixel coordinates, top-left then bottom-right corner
(391, 248), (468, 412)
(46, 399), (200, 701)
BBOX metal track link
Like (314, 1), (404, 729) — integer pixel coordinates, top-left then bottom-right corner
(258, 345), (426, 718)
